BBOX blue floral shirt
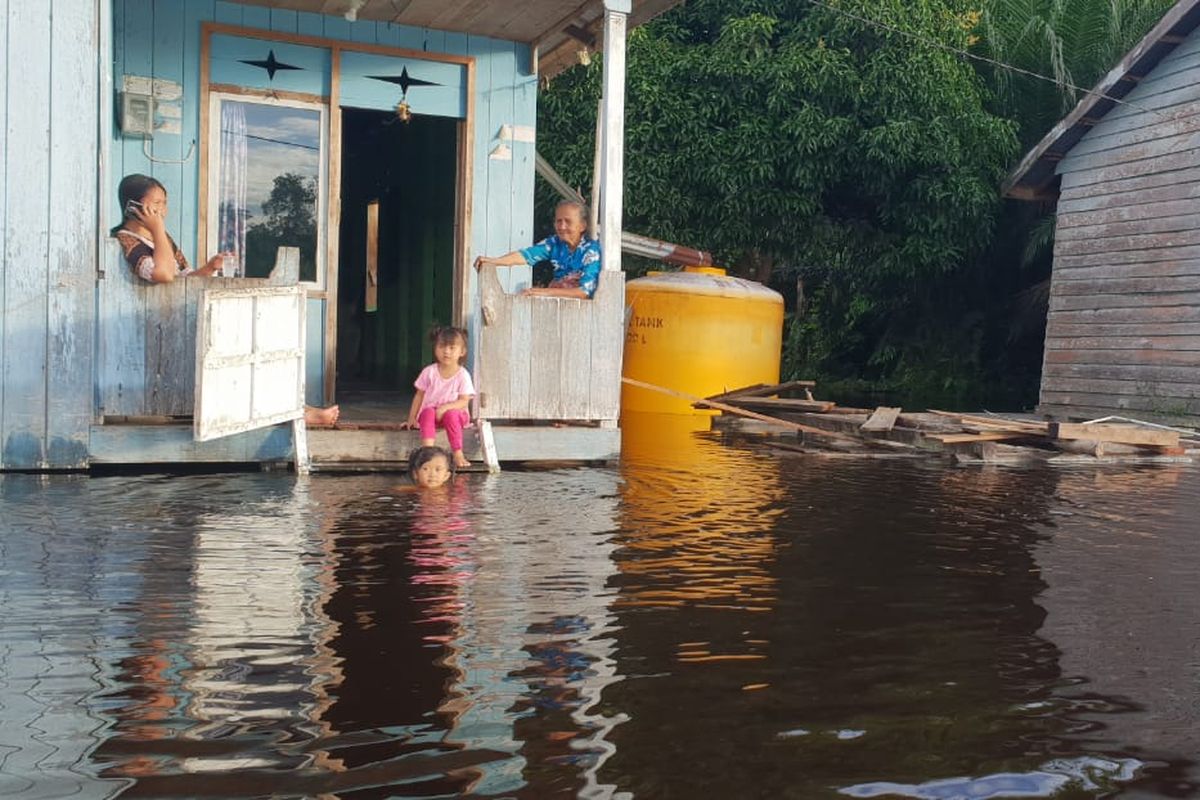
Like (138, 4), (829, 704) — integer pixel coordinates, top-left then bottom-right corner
(519, 235), (603, 298)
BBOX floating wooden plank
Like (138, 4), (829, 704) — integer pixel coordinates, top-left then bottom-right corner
(717, 397), (836, 413)
(622, 377), (852, 440)
(926, 432), (1029, 444)
(1050, 422), (1179, 447)
(860, 407), (902, 432)
(928, 410), (1050, 434)
(705, 380), (817, 402)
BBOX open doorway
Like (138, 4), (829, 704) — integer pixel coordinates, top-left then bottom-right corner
(336, 108), (458, 405)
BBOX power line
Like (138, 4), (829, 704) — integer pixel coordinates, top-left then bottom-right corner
(220, 128), (321, 151)
(800, 0), (1175, 123)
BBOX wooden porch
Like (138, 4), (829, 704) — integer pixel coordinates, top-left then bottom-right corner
(90, 418), (620, 471)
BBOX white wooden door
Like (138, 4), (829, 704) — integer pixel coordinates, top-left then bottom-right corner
(194, 286), (307, 442)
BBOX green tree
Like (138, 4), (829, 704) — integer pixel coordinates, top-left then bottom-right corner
(245, 172), (318, 280)
(540, 0), (1019, 403)
(978, 0), (1174, 147)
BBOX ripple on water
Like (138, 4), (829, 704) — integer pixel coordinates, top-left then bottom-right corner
(0, 451), (1198, 798)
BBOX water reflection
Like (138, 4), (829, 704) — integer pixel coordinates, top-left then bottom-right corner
(0, 443), (1198, 798)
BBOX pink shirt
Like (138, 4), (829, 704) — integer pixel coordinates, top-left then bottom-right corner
(414, 364), (475, 413)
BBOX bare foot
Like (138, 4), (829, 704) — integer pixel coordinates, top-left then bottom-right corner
(453, 453), (471, 469)
(305, 405), (340, 426)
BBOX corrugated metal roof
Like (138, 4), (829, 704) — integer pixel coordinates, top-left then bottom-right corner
(1003, 0), (1200, 200)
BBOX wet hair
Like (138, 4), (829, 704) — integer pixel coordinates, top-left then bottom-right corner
(555, 199), (588, 224)
(430, 326), (469, 364)
(408, 445), (453, 483)
(111, 173), (166, 236)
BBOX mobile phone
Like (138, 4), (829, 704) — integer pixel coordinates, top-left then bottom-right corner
(124, 199), (143, 217)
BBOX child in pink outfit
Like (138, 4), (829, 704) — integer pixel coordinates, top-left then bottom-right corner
(404, 327), (475, 468)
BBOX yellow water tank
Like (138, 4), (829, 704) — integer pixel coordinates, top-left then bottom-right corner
(622, 266), (784, 416)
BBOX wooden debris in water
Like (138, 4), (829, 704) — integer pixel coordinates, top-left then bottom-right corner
(860, 406), (902, 432)
(708, 393), (1195, 465)
(1050, 422), (1179, 448)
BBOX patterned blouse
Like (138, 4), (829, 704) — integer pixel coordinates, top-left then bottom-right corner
(115, 229), (190, 282)
(519, 235), (603, 297)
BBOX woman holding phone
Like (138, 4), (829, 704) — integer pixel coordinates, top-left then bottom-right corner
(111, 173), (227, 283)
(110, 173), (341, 426)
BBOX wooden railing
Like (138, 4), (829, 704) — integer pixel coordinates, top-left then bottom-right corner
(97, 247), (301, 418)
(475, 266), (624, 423)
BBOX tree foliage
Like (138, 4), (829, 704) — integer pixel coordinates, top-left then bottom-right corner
(536, 0), (1175, 407)
(245, 172), (318, 279)
(978, 0), (1174, 147)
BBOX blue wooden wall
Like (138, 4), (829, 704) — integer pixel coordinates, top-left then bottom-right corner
(107, 0), (538, 409)
(0, 1), (99, 469)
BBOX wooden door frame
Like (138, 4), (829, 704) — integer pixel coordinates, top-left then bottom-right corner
(198, 22), (475, 404)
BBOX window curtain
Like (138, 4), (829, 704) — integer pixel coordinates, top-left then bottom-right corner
(217, 101), (248, 276)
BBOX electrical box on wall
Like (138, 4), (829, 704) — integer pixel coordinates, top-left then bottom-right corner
(119, 91), (155, 136)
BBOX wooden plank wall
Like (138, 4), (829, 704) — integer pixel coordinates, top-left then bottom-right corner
(0, 0), (99, 469)
(107, 0), (536, 416)
(1048, 28), (1200, 419)
(477, 268), (624, 421)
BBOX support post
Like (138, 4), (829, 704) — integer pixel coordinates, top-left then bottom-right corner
(599, 0), (629, 273)
(293, 418), (311, 475)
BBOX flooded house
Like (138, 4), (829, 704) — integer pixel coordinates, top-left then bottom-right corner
(0, 0), (683, 472)
(1004, 0), (1200, 423)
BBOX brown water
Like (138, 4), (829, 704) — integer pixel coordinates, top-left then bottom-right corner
(1, 419), (1198, 799)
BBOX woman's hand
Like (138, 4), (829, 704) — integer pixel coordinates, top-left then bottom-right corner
(434, 405), (447, 422)
(132, 203), (166, 235)
(401, 417), (418, 430)
(197, 253), (228, 277)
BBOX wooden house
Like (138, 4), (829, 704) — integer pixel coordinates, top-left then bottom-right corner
(1004, 0), (1200, 423)
(0, 0), (684, 471)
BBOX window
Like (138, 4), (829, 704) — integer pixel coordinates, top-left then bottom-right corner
(207, 94), (328, 286)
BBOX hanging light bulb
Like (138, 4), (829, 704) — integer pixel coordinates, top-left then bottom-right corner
(345, 0), (367, 22)
(395, 98), (412, 123)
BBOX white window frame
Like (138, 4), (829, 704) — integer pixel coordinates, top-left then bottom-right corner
(206, 91), (329, 290)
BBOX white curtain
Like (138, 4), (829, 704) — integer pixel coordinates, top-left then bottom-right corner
(218, 102), (248, 276)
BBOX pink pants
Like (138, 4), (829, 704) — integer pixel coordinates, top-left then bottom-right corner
(417, 407), (469, 451)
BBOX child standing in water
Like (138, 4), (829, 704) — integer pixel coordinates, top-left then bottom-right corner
(404, 327), (474, 468)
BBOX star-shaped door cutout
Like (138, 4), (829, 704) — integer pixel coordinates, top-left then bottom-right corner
(239, 49), (303, 81)
(366, 66), (441, 93)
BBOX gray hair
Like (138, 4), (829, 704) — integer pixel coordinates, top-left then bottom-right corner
(555, 199), (589, 222)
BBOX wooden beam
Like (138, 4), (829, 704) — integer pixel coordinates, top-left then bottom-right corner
(621, 377), (853, 440)
(563, 23), (596, 47)
(860, 406), (902, 432)
(927, 432), (1027, 444)
(1050, 422), (1179, 447)
(711, 397), (836, 413)
(599, 0), (628, 272)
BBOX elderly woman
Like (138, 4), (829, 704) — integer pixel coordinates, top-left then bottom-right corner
(474, 200), (602, 298)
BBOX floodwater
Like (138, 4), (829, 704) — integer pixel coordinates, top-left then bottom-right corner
(1, 415), (1199, 799)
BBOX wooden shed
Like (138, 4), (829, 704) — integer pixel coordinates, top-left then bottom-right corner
(1004, 0), (1200, 422)
(0, 0), (684, 471)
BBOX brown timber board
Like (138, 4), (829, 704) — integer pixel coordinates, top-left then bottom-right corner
(1050, 275), (1200, 297)
(1046, 322), (1200, 338)
(860, 406), (902, 432)
(1040, 391), (1200, 416)
(1049, 293), (1200, 313)
(1044, 335), (1200, 351)
(1050, 422), (1179, 447)
(1044, 347), (1200, 366)
(1042, 362), (1200, 384)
